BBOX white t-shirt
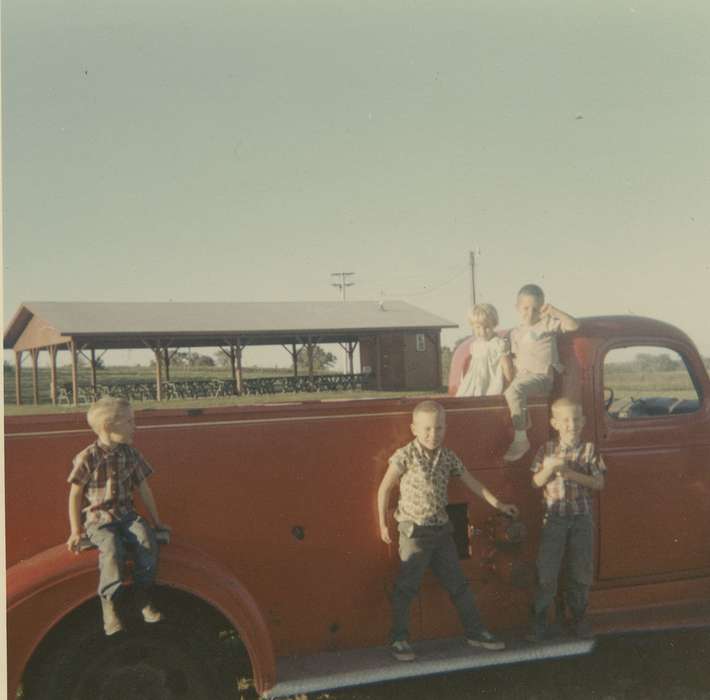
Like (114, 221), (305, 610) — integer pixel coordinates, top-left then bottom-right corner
(510, 316), (563, 375)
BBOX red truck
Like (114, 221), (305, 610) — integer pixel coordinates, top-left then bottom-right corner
(6, 315), (710, 700)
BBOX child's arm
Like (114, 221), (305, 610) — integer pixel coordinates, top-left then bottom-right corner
(137, 480), (169, 530)
(377, 462), (402, 544)
(559, 467), (605, 490)
(540, 304), (579, 332)
(66, 482), (85, 553)
(459, 470), (519, 517)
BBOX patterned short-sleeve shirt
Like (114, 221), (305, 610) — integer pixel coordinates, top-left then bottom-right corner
(391, 440), (465, 526)
(68, 441), (153, 527)
(531, 440), (606, 517)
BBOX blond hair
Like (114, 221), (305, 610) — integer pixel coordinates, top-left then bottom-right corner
(87, 397), (132, 434)
(412, 400), (445, 422)
(467, 303), (499, 329)
(550, 397), (583, 418)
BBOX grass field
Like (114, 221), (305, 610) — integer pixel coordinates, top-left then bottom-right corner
(3, 365), (439, 416)
(4, 365), (702, 415)
(603, 368), (699, 400)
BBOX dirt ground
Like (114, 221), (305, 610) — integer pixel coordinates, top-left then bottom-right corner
(318, 628), (710, 700)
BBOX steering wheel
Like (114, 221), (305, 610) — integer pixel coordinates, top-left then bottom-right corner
(603, 386), (614, 411)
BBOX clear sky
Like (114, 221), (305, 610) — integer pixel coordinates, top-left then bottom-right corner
(3, 1), (710, 369)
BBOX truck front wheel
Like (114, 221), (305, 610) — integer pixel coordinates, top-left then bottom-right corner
(23, 592), (245, 700)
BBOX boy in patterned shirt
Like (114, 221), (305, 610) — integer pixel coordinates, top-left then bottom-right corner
(66, 397), (170, 635)
(377, 400), (518, 661)
(527, 398), (606, 642)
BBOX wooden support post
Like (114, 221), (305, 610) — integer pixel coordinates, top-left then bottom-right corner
(375, 335), (383, 390)
(235, 340), (243, 396)
(90, 349), (98, 389)
(227, 346), (237, 394)
(433, 331), (442, 390)
(15, 350), (23, 406)
(70, 340), (79, 406)
(348, 341), (357, 377)
(163, 347), (171, 382)
(30, 348), (40, 405)
(307, 340), (314, 378)
(153, 347), (163, 401)
(49, 345), (58, 405)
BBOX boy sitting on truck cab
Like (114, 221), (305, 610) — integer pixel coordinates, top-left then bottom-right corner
(66, 397), (170, 636)
(527, 398), (606, 642)
(503, 284), (579, 462)
(377, 400), (519, 661)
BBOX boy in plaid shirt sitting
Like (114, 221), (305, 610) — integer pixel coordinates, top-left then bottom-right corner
(66, 397), (170, 635)
(527, 398), (606, 642)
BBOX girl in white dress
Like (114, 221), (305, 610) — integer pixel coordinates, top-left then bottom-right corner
(456, 304), (514, 397)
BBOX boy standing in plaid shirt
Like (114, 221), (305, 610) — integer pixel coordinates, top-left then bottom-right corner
(66, 397), (170, 635)
(527, 398), (606, 642)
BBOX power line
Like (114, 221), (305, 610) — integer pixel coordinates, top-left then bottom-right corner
(379, 265), (468, 299)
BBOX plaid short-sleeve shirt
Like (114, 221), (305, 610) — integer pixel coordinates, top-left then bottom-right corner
(531, 440), (606, 517)
(68, 441), (153, 527)
(391, 440), (465, 526)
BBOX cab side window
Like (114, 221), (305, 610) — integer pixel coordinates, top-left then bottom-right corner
(603, 346), (700, 420)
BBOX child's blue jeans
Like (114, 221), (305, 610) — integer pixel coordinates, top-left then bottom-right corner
(86, 511), (158, 601)
(533, 512), (594, 621)
(391, 521), (484, 642)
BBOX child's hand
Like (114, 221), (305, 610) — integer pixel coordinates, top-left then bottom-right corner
(66, 531), (82, 554)
(558, 467), (572, 479)
(380, 524), (392, 544)
(499, 503), (519, 518)
(543, 455), (565, 472)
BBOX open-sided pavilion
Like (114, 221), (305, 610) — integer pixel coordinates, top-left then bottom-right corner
(4, 301), (457, 405)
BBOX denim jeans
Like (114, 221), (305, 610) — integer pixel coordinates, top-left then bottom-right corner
(86, 511), (158, 601)
(504, 372), (554, 430)
(391, 521), (484, 642)
(533, 513), (594, 621)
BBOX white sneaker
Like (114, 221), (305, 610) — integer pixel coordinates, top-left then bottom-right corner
(503, 435), (530, 462)
(101, 597), (124, 636)
(391, 640), (416, 661)
(141, 604), (163, 624)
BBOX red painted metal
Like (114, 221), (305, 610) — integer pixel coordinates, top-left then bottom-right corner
(5, 316), (710, 697)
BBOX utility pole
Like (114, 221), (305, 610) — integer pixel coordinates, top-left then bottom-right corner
(469, 250), (478, 306)
(330, 272), (355, 301)
(330, 272), (355, 375)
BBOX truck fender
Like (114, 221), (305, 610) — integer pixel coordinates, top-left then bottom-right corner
(7, 538), (276, 697)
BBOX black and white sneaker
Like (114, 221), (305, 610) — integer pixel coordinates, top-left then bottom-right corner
(391, 640), (416, 661)
(466, 629), (505, 651)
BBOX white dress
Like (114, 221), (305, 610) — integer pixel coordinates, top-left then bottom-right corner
(456, 336), (509, 397)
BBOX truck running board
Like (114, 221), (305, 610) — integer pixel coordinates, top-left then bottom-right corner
(264, 634), (595, 698)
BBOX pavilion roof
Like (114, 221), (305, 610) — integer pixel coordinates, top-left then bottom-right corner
(4, 300), (458, 351)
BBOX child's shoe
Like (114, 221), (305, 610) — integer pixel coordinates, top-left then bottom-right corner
(391, 640), (416, 661)
(466, 629), (505, 651)
(525, 623), (547, 643)
(504, 434), (530, 462)
(101, 597), (124, 636)
(141, 603), (163, 624)
(572, 616), (594, 639)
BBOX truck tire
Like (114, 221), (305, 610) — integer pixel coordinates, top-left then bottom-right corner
(24, 594), (242, 700)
